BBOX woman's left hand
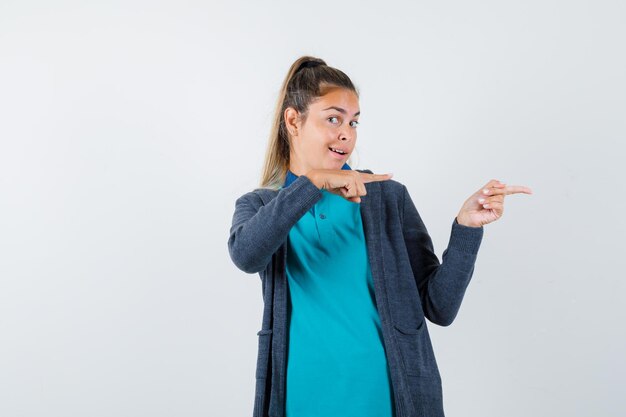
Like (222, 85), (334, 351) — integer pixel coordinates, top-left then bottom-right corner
(456, 179), (533, 227)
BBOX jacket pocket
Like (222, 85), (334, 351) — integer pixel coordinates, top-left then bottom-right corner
(255, 329), (273, 379)
(393, 319), (437, 377)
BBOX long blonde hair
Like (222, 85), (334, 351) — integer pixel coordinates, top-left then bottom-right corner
(259, 56), (360, 190)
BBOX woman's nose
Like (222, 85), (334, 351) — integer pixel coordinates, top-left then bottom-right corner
(339, 128), (354, 142)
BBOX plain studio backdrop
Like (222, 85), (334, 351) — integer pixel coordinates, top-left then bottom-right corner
(1, 1), (624, 416)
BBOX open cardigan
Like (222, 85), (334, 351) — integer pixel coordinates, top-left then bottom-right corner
(227, 169), (484, 417)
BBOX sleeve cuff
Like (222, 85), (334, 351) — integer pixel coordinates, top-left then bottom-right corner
(285, 174), (323, 207)
(448, 217), (484, 254)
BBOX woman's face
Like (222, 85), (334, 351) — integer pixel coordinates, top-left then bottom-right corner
(285, 87), (360, 176)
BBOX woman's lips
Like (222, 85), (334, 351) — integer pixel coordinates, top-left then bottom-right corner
(328, 148), (348, 159)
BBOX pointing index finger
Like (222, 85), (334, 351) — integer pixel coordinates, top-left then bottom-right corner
(359, 172), (394, 183)
(502, 185), (533, 195)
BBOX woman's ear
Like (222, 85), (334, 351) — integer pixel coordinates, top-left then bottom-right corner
(284, 107), (299, 136)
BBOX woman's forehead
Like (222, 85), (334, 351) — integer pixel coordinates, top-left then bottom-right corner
(312, 88), (360, 113)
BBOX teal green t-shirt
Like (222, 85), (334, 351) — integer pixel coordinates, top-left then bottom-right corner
(282, 165), (395, 417)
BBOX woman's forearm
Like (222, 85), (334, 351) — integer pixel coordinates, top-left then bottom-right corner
(228, 175), (322, 273)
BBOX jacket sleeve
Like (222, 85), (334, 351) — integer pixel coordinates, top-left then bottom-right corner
(227, 175), (323, 274)
(401, 184), (484, 326)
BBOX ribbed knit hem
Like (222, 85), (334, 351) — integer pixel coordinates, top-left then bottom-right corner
(447, 217), (484, 254)
(285, 174), (323, 210)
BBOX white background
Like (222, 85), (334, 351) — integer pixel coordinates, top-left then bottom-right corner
(1, 1), (624, 416)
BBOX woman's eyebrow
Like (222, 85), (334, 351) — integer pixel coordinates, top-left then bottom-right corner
(322, 106), (360, 116)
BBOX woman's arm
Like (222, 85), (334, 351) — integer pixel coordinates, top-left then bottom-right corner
(401, 185), (484, 326)
(227, 175), (322, 274)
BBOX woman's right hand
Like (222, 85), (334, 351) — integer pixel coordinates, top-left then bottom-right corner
(305, 169), (394, 203)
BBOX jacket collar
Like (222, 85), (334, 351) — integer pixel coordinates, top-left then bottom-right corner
(283, 162), (352, 188)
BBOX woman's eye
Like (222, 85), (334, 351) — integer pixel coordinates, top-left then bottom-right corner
(328, 116), (339, 124)
(350, 121), (360, 128)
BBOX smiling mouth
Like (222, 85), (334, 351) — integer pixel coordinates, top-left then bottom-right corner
(328, 147), (347, 155)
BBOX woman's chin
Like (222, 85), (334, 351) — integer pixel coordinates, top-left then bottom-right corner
(324, 161), (345, 170)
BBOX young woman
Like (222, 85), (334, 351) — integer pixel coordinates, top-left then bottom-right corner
(228, 56), (532, 417)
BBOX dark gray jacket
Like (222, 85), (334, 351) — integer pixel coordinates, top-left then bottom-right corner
(227, 169), (484, 417)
